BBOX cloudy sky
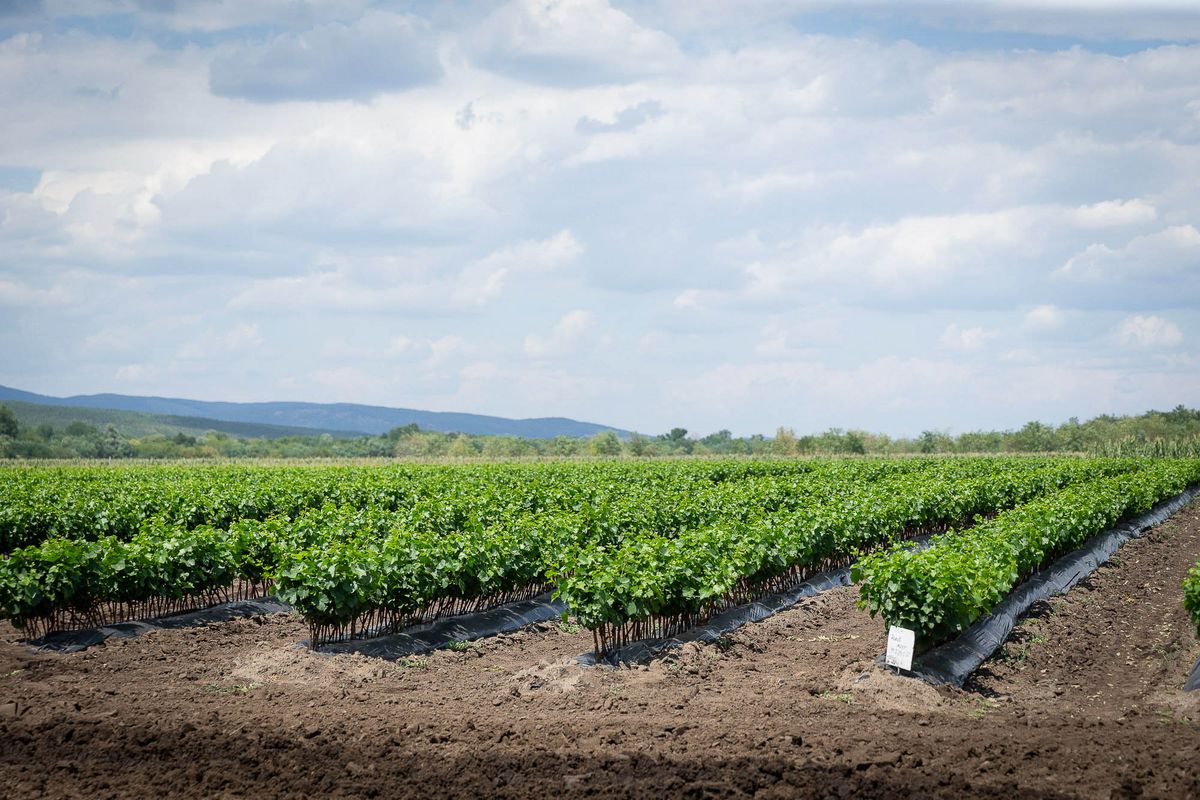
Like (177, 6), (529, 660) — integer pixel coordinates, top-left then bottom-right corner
(1, 0), (1198, 437)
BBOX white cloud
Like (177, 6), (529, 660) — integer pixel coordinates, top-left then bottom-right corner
(448, 359), (623, 420)
(700, 210), (1030, 310)
(752, 314), (843, 358)
(177, 323), (264, 359)
(630, 1), (1200, 43)
(940, 323), (996, 351)
(208, 11), (442, 102)
(715, 170), (822, 205)
(452, 230), (584, 306)
(523, 309), (598, 358)
(1114, 314), (1184, 348)
(669, 357), (976, 423)
(380, 334), (468, 366)
(114, 363), (159, 383)
(98, 0), (371, 34)
(308, 365), (374, 398)
(228, 231), (582, 312)
(1072, 199), (1157, 228)
(427, 335), (467, 365)
(1061, 225), (1200, 281)
(469, 0), (683, 85)
(0, 277), (73, 307)
(918, 2), (1200, 41)
(386, 336), (415, 357)
(224, 322), (264, 350)
(1023, 304), (1066, 330)
(672, 289), (705, 310)
(827, 213), (1019, 290)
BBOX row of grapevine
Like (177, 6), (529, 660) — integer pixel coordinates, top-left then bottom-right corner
(0, 521), (277, 639)
(3, 457), (1194, 657)
(278, 460), (951, 644)
(0, 459), (917, 640)
(548, 458), (1147, 654)
(0, 464), (415, 551)
(854, 459), (1200, 646)
(0, 459), (879, 552)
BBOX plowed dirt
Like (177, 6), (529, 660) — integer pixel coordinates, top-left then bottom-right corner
(3, 502), (1199, 798)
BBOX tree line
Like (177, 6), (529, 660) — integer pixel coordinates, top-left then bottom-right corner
(1, 403), (1198, 460)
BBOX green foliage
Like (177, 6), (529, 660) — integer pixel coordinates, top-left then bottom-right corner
(587, 431), (622, 456)
(1184, 562), (1200, 639)
(548, 457), (1142, 631)
(0, 520), (271, 627)
(5, 400), (1200, 460)
(2, 456), (1197, 652)
(855, 459), (1200, 645)
(0, 459), (818, 632)
(1094, 436), (1200, 458)
(918, 431), (951, 454)
(0, 404), (17, 438)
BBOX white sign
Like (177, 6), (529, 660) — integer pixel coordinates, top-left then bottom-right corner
(885, 626), (915, 671)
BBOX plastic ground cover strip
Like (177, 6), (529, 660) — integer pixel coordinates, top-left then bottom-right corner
(27, 597), (291, 653)
(886, 484), (1200, 688)
(1187, 656), (1200, 692)
(315, 593), (567, 660)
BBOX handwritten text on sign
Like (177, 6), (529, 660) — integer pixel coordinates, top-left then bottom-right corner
(885, 626), (915, 671)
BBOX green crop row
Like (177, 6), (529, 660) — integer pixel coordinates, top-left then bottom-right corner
(277, 457), (1138, 647)
(854, 459), (1200, 646)
(0, 464), (416, 551)
(0, 459), (912, 639)
(548, 458), (1146, 653)
(3, 456), (1188, 655)
(1185, 561), (1200, 640)
(210, 461), (941, 644)
(0, 459), (883, 552)
(0, 519), (288, 639)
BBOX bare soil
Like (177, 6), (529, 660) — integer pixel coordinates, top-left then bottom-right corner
(3, 501), (1200, 799)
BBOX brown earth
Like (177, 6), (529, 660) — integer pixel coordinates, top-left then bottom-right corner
(3, 501), (1200, 799)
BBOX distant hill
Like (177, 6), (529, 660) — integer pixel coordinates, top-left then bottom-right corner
(0, 385), (628, 439)
(2, 400), (366, 440)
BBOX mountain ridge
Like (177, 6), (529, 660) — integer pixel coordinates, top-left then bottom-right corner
(0, 385), (628, 439)
(1, 399), (367, 440)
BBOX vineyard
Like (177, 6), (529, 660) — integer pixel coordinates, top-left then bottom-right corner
(2, 456), (1199, 660)
(4, 455), (1200, 798)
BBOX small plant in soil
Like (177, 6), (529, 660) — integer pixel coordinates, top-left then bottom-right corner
(967, 698), (999, 720)
(1001, 643), (1031, 666)
(396, 656), (429, 670)
(711, 636), (735, 653)
(204, 681), (260, 695)
(1156, 709), (1191, 726)
(819, 692), (853, 704)
(1002, 633), (1045, 667)
(1149, 642), (1182, 670)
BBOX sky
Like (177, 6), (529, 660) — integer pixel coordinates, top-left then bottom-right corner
(0, 0), (1198, 438)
